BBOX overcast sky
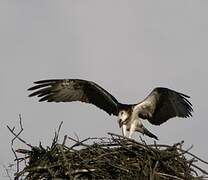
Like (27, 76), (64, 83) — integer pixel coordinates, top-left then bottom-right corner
(1, 0), (208, 178)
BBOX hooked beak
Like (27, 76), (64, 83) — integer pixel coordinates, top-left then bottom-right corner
(118, 119), (123, 128)
(118, 118), (128, 128)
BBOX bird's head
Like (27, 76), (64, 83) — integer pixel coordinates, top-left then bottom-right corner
(118, 110), (129, 127)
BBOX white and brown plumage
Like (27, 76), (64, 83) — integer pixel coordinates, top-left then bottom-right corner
(28, 79), (193, 140)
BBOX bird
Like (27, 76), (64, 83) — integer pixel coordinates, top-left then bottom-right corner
(28, 79), (193, 140)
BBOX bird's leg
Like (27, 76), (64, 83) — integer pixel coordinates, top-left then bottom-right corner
(118, 118), (128, 137)
(128, 120), (137, 138)
(122, 124), (127, 137)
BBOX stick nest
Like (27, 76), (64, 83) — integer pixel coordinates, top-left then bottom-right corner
(7, 119), (208, 180)
(13, 135), (208, 179)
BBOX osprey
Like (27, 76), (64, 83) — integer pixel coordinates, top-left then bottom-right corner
(28, 79), (193, 140)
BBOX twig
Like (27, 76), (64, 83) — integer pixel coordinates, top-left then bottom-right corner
(156, 172), (185, 180)
(191, 163), (208, 175)
(7, 115), (32, 149)
(149, 143), (208, 166)
(7, 114), (33, 179)
(52, 121), (63, 147)
(3, 165), (13, 180)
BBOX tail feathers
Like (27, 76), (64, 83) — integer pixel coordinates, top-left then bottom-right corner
(138, 126), (158, 140)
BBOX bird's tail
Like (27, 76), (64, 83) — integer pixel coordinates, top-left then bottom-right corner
(137, 126), (158, 140)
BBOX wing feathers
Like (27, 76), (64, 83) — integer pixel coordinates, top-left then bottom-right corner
(137, 87), (193, 125)
(28, 79), (119, 115)
(29, 80), (193, 124)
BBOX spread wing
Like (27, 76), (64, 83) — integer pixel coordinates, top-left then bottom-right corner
(136, 87), (193, 125)
(28, 79), (119, 116)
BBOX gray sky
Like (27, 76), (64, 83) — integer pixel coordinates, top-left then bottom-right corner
(1, 0), (208, 178)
